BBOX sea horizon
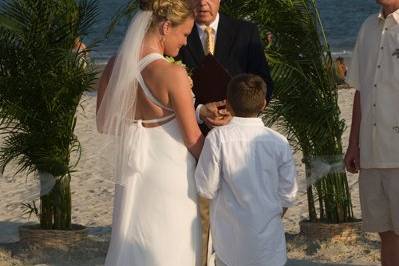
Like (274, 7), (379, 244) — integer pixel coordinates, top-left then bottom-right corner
(88, 0), (379, 65)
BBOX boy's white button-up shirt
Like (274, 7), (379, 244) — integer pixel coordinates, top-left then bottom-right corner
(195, 117), (297, 266)
(347, 9), (399, 168)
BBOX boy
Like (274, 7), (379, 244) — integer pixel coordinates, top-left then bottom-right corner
(195, 74), (297, 266)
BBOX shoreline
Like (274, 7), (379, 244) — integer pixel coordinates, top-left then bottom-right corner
(92, 53), (353, 66)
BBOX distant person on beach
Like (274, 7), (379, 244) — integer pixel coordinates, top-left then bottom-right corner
(265, 31), (273, 47)
(345, 1), (399, 265)
(97, 0), (204, 265)
(177, 1), (274, 263)
(73, 37), (87, 53)
(73, 37), (88, 67)
(334, 57), (347, 85)
(195, 74), (297, 266)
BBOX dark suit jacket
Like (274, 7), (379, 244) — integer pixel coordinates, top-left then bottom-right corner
(177, 14), (273, 104)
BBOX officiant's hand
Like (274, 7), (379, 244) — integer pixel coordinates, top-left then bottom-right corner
(200, 100), (232, 128)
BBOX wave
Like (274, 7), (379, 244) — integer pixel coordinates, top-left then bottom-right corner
(331, 49), (353, 58)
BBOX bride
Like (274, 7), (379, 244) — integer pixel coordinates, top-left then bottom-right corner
(96, 0), (204, 265)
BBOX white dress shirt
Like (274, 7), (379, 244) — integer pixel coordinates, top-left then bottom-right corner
(195, 117), (297, 266)
(347, 9), (399, 168)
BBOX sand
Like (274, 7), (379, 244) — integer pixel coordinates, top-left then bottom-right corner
(0, 88), (382, 266)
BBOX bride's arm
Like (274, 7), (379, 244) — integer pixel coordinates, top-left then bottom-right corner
(167, 66), (204, 159)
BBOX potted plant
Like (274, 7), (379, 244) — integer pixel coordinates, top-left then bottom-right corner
(222, 0), (360, 241)
(0, 0), (98, 246)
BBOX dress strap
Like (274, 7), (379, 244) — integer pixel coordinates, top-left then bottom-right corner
(138, 53), (165, 71)
(137, 53), (174, 112)
(139, 114), (175, 125)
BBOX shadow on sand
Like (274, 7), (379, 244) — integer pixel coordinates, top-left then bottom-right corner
(0, 224), (111, 266)
(286, 259), (376, 266)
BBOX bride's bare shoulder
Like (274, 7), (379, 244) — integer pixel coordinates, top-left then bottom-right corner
(157, 61), (189, 87)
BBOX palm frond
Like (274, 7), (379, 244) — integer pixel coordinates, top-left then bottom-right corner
(223, 0), (353, 223)
(0, 0), (99, 229)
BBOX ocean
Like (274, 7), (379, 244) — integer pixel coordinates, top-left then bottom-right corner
(89, 0), (380, 64)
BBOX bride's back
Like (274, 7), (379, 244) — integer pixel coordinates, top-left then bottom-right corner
(135, 57), (176, 126)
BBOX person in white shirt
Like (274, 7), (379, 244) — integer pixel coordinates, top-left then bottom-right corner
(344, 1), (399, 265)
(195, 74), (297, 266)
(178, 2), (274, 264)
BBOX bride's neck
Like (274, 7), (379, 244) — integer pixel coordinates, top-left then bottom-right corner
(142, 31), (164, 55)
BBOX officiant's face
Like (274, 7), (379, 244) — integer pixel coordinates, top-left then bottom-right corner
(193, 0), (221, 26)
(164, 18), (194, 57)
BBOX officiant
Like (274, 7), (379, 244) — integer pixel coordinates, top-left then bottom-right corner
(177, 0), (274, 265)
(177, 0), (273, 132)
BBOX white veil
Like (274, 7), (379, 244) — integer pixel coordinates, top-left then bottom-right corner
(96, 10), (153, 187)
(96, 10), (154, 264)
(0, 12), (156, 245)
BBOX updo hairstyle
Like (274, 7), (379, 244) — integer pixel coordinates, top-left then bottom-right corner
(139, 0), (194, 26)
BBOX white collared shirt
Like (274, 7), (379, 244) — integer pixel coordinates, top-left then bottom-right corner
(196, 13), (220, 52)
(195, 117), (297, 266)
(347, 9), (399, 168)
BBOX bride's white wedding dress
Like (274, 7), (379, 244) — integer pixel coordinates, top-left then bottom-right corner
(104, 53), (201, 266)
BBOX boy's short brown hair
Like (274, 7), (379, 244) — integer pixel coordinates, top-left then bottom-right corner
(227, 74), (267, 117)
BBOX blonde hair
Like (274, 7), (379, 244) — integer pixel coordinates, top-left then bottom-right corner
(140, 0), (194, 26)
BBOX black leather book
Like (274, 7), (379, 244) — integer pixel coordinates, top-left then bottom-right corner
(191, 54), (232, 104)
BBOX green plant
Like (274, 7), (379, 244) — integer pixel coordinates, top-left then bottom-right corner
(0, 0), (99, 230)
(221, 0), (354, 223)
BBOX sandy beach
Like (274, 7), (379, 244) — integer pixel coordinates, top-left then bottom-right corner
(0, 88), (381, 266)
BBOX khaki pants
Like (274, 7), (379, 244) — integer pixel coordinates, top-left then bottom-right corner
(199, 197), (211, 266)
(359, 168), (399, 235)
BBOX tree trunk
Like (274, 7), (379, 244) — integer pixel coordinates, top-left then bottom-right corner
(305, 162), (317, 222)
(39, 172), (71, 230)
(53, 174), (72, 229)
(40, 193), (53, 229)
(40, 171), (54, 229)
